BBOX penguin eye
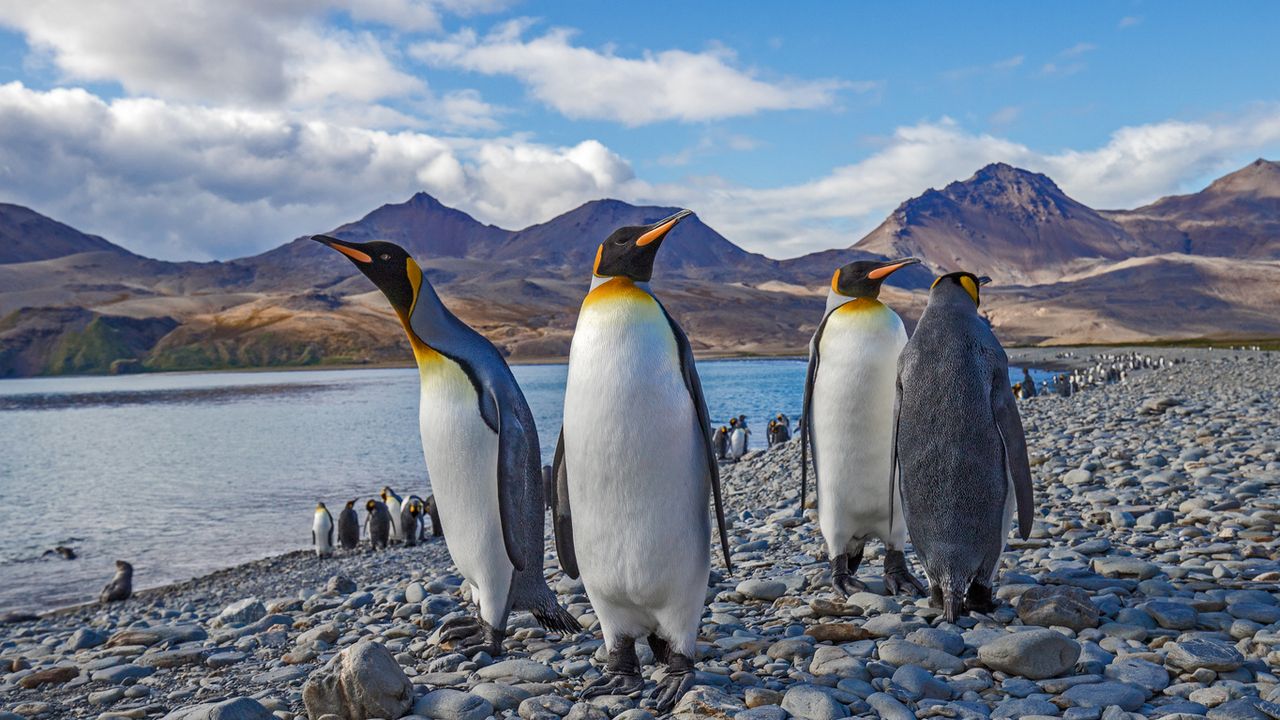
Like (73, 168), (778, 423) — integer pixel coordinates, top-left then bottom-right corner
(379, 253), (391, 261)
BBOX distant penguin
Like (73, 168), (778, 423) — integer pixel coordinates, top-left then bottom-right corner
(316, 235), (579, 656)
(801, 257), (926, 597)
(400, 498), (424, 547)
(551, 209), (732, 713)
(1021, 368), (1037, 398)
(776, 412), (790, 431)
(337, 500), (360, 550)
(766, 420), (778, 447)
(712, 426), (730, 461)
(424, 494), (444, 538)
(381, 487), (403, 539)
(99, 560), (132, 603)
(365, 500), (391, 550)
(729, 424), (749, 460)
(894, 271), (1034, 621)
(313, 502), (335, 558)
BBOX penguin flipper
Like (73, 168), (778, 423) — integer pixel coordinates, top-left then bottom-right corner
(493, 398), (531, 572)
(657, 303), (733, 574)
(991, 366), (1035, 539)
(801, 315), (829, 514)
(550, 428), (579, 578)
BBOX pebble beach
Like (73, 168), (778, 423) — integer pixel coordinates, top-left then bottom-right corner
(2, 348), (1278, 720)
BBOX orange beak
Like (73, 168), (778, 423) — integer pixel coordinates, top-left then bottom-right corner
(312, 234), (372, 264)
(636, 209), (693, 247)
(867, 257), (921, 280)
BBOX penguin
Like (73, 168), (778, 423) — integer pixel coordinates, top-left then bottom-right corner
(381, 487), (403, 539)
(337, 500), (360, 550)
(1021, 368), (1037, 398)
(893, 271), (1035, 621)
(800, 257), (926, 598)
(712, 426), (730, 461)
(776, 412), (791, 432)
(766, 420), (777, 447)
(771, 418), (791, 445)
(424, 494), (444, 538)
(400, 497), (424, 547)
(99, 560), (132, 603)
(316, 235), (579, 656)
(312, 502), (335, 558)
(729, 423), (749, 460)
(551, 210), (733, 712)
(365, 499), (391, 550)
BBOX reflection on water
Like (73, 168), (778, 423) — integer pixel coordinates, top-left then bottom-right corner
(0, 360), (1050, 612)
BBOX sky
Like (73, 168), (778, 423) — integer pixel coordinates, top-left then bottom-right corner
(1, 1), (1279, 262)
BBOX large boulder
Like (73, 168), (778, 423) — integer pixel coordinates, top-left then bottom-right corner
(977, 629), (1080, 679)
(302, 640), (413, 720)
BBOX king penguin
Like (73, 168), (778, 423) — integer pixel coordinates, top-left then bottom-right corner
(337, 500), (360, 550)
(550, 209), (732, 713)
(315, 235), (579, 655)
(800, 258), (926, 597)
(381, 487), (403, 539)
(312, 502), (335, 558)
(365, 499), (391, 550)
(894, 271), (1035, 621)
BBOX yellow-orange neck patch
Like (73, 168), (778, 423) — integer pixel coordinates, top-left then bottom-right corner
(400, 258), (443, 369)
(583, 276), (652, 308)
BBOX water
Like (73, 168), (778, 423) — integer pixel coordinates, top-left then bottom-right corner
(0, 360), (1052, 612)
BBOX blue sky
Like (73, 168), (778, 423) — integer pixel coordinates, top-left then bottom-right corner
(0, 1), (1277, 261)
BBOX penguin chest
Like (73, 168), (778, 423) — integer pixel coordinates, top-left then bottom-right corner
(416, 356), (509, 584)
(812, 302), (907, 534)
(563, 285), (709, 608)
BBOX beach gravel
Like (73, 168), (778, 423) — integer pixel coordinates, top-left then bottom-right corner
(1, 347), (1278, 720)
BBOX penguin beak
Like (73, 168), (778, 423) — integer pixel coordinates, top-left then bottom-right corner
(978, 275), (993, 286)
(636, 209), (693, 247)
(312, 234), (372, 264)
(867, 257), (921, 280)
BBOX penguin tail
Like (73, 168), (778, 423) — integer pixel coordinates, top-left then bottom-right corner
(530, 602), (582, 635)
(942, 587), (966, 623)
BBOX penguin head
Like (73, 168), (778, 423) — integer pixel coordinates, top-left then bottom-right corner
(366, 499), (378, 512)
(830, 257), (920, 299)
(315, 502), (327, 512)
(729, 418), (738, 427)
(345, 500), (355, 509)
(313, 236), (420, 317)
(592, 209), (693, 282)
(930, 271), (992, 307)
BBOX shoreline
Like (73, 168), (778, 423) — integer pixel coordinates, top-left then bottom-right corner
(1, 340), (1275, 383)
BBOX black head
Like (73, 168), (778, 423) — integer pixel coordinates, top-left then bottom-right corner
(593, 209), (693, 282)
(930, 271), (992, 307)
(313, 235), (419, 316)
(729, 417), (738, 427)
(345, 499), (355, 509)
(115, 560), (132, 573)
(830, 257), (920, 299)
(366, 499), (378, 513)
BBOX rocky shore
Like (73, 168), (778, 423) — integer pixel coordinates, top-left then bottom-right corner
(2, 348), (1278, 720)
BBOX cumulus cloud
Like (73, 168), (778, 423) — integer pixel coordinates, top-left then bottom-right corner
(411, 21), (851, 124)
(0, 0), (490, 107)
(0, 82), (639, 260)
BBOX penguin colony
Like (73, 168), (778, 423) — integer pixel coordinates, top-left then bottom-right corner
(313, 212), (1054, 712)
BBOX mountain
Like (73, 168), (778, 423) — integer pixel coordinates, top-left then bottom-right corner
(0, 203), (124, 264)
(1106, 158), (1280, 259)
(2, 158), (1279, 377)
(852, 163), (1157, 284)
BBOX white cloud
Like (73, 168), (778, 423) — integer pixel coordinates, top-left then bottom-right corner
(411, 22), (851, 125)
(1118, 16), (1142, 29)
(0, 1), (486, 107)
(0, 82), (639, 260)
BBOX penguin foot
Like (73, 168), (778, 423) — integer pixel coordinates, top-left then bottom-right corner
(435, 616), (502, 657)
(830, 552), (866, 597)
(583, 639), (643, 699)
(648, 653), (695, 714)
(882, 550), (926, 597)
(965, 582), (997, 614)
(832, 573), (867, 597)
(581, 671), (643, 699)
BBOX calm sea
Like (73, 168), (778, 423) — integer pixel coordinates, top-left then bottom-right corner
(0, 359), (1052, 612)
